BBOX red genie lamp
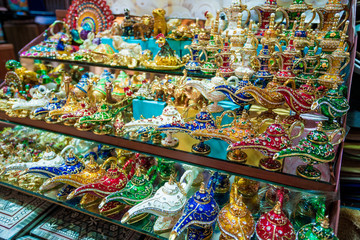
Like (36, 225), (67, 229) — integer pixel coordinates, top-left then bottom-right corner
(256, 189), (296, 240)
(67, 156), (136, 216)
(228, 116), (304, 171)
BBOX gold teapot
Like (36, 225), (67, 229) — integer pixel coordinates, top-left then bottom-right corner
(218, 183), (255, 240)
(319, 14), (348, 54)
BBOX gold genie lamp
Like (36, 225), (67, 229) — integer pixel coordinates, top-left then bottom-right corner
(191, 110), (257, 163)
(39, 154), (106, 207)
(236, 76), (287, 121)
(218, 183), (255, 240)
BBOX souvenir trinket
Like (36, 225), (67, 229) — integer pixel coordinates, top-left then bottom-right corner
(40, 154), (106, 206)
(67, 157), (136, 215)
(169, 174), (220, 240)
(98, 167), (157, 220)
(91, 70), (114, 102)
(215, 35), (235, 78)
(156, 108), (217, 154)
(229, 116), (304, 171)
(317, 21), (350, 88)
(233, 176), (260, 214)
(214, 75), (259, 116)
(30, 95), (66, 120)
(291, 195), (325, 230)
(311, 84), (349, 130)
(237, 76), (286, 120)
(234, 21), (258, 78)
(221, 0), (250, 36)
(185, 73), (226, 113)
(315, 0), (348, 37)
(200, 29), (221, 74)
(273, 122), (345, 180)
(22, 150), (85, 199)
(184, 35), (202, 71)
(218, 184), (255, 240)
(274, 80), (323, 124)
(319, 14), (347, 54)
(121, 170), (194, 233)
(252, 0), (281, 37)
(297, 216), (339, 240)
(142, 33), (186, 70)
(47, 93), (81, 123)
(256, 192), (296, 240)
(75, 98), (132, 135)
(192, 110), (256, 162)
(123, 104), (183, 143)
(57, 100), (97, 126)
(1, 145), (74, 175)
(229, 13), (247, 57)
(277, 0), (315, 35)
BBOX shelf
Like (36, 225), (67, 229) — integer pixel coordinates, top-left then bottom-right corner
(21, 56), (216, 79)
(0, 111), (339, 192)
(0, 181), (165, 240)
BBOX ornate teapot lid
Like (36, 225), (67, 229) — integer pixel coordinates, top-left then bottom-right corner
(93, 44), (115, 55)
(106, 164), (124, 179)
(162, 105), (179, 116)
(42, 146), (57, 160)
(98, 104), (110, 112)
(99, 69), (114, 81)
(211, 72), (226, 85)
(85, 154), (100, 173)
(114, 71), (129, 83)
(234, 110), (252, 129)
(297, 216), (339, 240)
(325, 84), (343, 99)
(307, 123), (329, 144)
(195, 109), (216, 124)
(265, 116), (287, 136)
(256, 201), (296, 240)
(65, 150), (79, 166)
(299, 80), (316, 95)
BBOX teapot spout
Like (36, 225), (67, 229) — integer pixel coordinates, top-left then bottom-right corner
(273, 147), (306, 160)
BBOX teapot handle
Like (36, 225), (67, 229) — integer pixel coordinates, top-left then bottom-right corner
(340, 55), (350, 78)
(101, 156), (118, 169)
(250, 55), (261, 72)
(329, 127), (346, 146)
(215, 110), (237, 128)
(179, 169), (194, 194)
(292, 58), (307, 74)
(283, 79), (296, 89)
(123, 158), (136, 180)
(305, 9), (317, 29)
(314, 8), (324, 31)
(275, 7), (289, 29)
(146, 164), (158, 184)
(288, 121), (305, 141)
(199, 47), (208, 63)
(60, 145), (76, 157)
(338, 10), (349, 29)
(242, 9), (251, 25)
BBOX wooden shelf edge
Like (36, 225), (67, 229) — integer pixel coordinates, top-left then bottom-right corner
(0, 182), (164, 240)
(0, 111), (337, 192)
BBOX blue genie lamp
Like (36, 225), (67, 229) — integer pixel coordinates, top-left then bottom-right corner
(169, 172), (220, 240)
(213, 74), (266, 115)
(30, 95), (66, 120)
(156, 107), (217, 155)
(22, 150), (85, 199)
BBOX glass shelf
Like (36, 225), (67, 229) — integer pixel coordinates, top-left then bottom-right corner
(0, 124), (340, 239)
(21, 56), (216, 79)
(0, 110), (342, 192)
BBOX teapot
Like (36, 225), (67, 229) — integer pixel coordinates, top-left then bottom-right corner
(221, 0), (250, 37)
(22, 149), (85, 199)
(273, 122), (345, 180)
(47, 92), (81, 123)
(237, 76), (287, 120)
(57, 99), (97, 126)
(218, 183), (255, 240)
(156, 107), (217, 155)
(229, 116), (304, 171)
(31, 95), (66, 120)
(297, 215), (339, 240)
(185, 73), (226, 113)
(311, 84), (349, 130)
(67, 156), (136, 216)
(39, 154), (106, 206)
(185, 35), (202, 71)
(256, 191), (296, 240)
(169, 173), (220, 240)
(192, 110), (256, 162)
(1, 145), (74, 176)
(121, 170), (194, 233)
(98, 167), (157, 220)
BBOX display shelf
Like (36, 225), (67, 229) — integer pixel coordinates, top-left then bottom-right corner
(0, 181), (165, 240)
(21, 56), (216, 79)
(0, 111), (341, 192)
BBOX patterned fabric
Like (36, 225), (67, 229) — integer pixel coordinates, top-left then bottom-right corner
(30, 207), (146, 240)
(0, 186), (52, 239)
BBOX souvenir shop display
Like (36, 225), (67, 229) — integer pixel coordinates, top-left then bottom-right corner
(0, 0), (354, 238)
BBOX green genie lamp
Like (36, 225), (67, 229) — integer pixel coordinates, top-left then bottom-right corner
(273, 122), (345, 180)
(297, 215), (339, 240)
(311, 84), (350, 131)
